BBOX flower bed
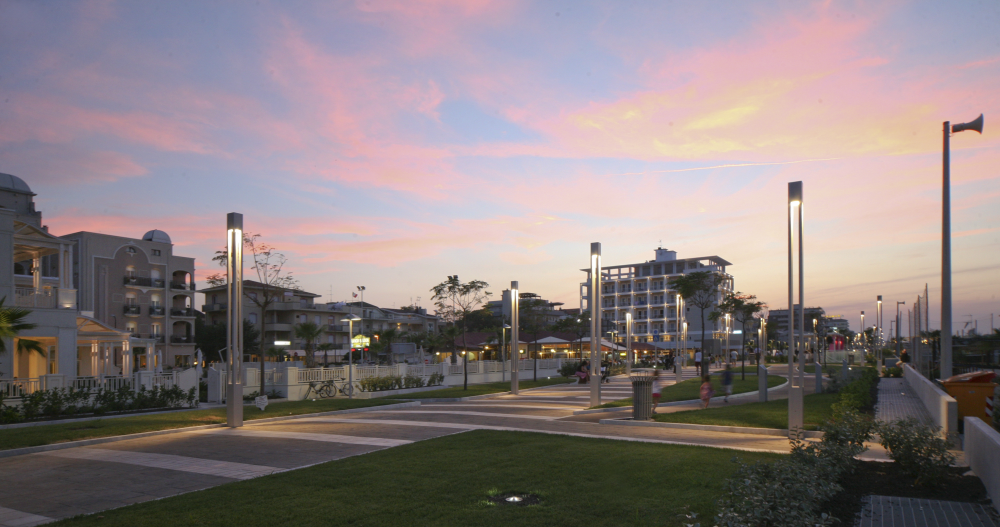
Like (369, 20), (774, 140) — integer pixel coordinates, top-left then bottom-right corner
(0, 385), (197, 424)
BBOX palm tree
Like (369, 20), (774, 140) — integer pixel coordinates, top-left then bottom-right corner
(0, 297), (44, 376)
(294, 322), (324, 368)
(317, 343), (334, 367)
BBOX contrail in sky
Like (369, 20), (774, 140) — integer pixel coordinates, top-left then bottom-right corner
(606, 157), (842, 177)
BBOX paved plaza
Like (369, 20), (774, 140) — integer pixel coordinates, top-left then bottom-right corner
(875, 378), (934, 424)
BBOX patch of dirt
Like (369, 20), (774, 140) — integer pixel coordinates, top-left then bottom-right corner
(487, 492), (541, 506)
(823, 461), (993, 526)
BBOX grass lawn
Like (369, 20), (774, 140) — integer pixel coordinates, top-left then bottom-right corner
(0, 398), (396, 451)
(653, 392), (840, 430)
(51, 430), (782, 527)
(386, 377), (573, 399)
(594, 374), (784, 408)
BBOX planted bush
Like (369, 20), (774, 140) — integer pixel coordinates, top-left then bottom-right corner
(0, 385), (196, 424)
(559, 361), (581, 378)
(428, 372), (445, 386)
(877, 418), (955, 486)
(402, 374), (426, 389)
(882, 367), (902, 378)
(830, 367), (879, 415)
(358, 375), (404, 392)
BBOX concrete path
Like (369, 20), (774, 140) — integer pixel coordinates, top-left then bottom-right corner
(875, 378), (934, 425)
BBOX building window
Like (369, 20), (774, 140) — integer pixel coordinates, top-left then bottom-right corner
(126, 322), (136, 334)
(152, 323), (161, 336)
(249, 313), (257, 325)
(152, 249), (161, 256)
(127, 247), (137, 254)
(249, 292), (258, 301)
(314, 315), (320, 324)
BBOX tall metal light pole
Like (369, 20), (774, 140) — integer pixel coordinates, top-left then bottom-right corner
(625, 311), (633, 374)
(877, 296), (883, 370)
(341, 314), (360, 398)
(511, 281), (520, 394)
(861, 311), (865, 357)
(589, 243), (602, 407)
(501, 323), (511, 383)
(226, 213), (244, 428)
(787, 181), (805, 436)
(942, 114), (984, 379)
(896, 301), (905, 360)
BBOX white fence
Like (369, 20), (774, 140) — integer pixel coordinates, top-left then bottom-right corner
(902, 364), (958, 437)
(964, 417), (1000, 515)
(0, 378), (41, 398)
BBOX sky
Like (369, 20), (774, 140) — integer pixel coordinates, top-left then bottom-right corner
(1, 0), (999, 336)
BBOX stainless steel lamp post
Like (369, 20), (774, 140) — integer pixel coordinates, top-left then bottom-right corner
(589, 243), (602, 407)
(341, 314), (361, 399)
(510, 281), (520, 395)
(226, 213), (244, 428)
(787, 182), (805, 436)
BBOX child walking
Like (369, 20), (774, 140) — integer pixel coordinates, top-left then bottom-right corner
(699, 375), (714, 409)
(651, 369), (663, 415)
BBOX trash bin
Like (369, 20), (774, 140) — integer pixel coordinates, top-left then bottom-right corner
(942, 371), (998, 421)
(630, 369), (655, 421)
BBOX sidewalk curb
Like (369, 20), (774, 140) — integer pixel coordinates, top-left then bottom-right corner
(572, 379), (791, 415)
(598, 417), (825, 439)
(0, 401), (420, 459)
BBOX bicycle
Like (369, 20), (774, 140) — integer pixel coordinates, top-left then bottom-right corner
(304, 379), (357, 399)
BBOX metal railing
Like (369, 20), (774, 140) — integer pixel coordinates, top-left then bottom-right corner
(327, 324), (347, 332)
(149, 306), (165, 316)
(14, 288), (56, 309)
(203, 303), (227, 312)
(170, 282), (195, 291)
(171, 307), (195, 317)
(123, 305), (141, 315)
(124, 276), (166, 288)
(171, 335), (192, 343)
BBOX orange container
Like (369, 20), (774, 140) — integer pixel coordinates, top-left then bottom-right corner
(942, 376), (997, 420)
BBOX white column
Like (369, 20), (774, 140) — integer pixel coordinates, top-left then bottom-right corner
(32, 255), (41, 291)
(145, 344), (154, 372)
(122, 340), (132, 375)
(90, 342), (98, 377)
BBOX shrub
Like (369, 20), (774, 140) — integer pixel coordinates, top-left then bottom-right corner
(883, 367), (902, 378)
(559, 361), (581, 378)
(830, 367), (878, 415)
(877, 418), (955, 486)
(358, 375), (403, 392)
(428, 372), (445, 386)
(403, 374), (425, 389)
(714, 455), (838, 527)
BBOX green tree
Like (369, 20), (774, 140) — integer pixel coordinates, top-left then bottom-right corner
(670, 271), (728, 375)
(552, 312), (591, 359)
(0, 297), (44, 377)
(518, 296), (549, 381)
(316, 343), (334, 367)
(431, 276), (491, 390)
(206, 232), (298, 398)
(711, 292), (765, 379)
(294, 322), (324, 368)
(194, 318), (260, 364)
(377, 328), (403, 364)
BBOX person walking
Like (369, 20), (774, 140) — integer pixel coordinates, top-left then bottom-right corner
(651, 369), (663, 415)
(699, 375), (714, 409)
(694, 349), (702, 372)
(722, 364), (733, 403)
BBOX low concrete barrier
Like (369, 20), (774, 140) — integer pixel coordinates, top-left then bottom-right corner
(902, 364), (958, 437)
(964, 417), (1000, 515)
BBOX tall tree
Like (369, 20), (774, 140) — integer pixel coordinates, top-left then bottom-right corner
(712, 292), (765, 380)
(552, 312), (591, 359)
(195, 318), (260, 364)
(207, 232), (298, 396)
(294, 322), (324, 368)
(0, 297), (44, 377)
(431, 276), (491, 390)
(518, 296), (549, 381)
(670, 271), (728, 375)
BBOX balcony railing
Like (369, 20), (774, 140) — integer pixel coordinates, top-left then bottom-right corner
(141, 334), (165, 343)
(123, 305), (141, 315)
(14, 287), (76, 310)
(170, 282), (195, 291)
(149, 306), (165, 316)
(203, 303), (227, 312)
(124, 276), (166, 288)
(171, 335), (193, 344)
(327, 324), (347, 332)
(171, 307), (196, 317)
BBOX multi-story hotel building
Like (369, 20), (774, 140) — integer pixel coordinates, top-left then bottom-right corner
(62, 229), (197, 368)
(580, 247), (734, 350)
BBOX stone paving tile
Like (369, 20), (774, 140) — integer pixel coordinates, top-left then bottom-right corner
(0, 455), (231, 520)
(0, 505), (53, 527)
(855, 495), (1000, 527)
(41, 448), (280, 480)
(80, 430), (390, 469)
(875, 378), (933, 424)
(243, 419), (457, 442)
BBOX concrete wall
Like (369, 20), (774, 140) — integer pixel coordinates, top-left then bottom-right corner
(964, 417), (1000, 515)
(902, 363), (958, 437)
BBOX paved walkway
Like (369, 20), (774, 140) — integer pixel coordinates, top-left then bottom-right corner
(875, 378), (933, 424)
(856, 495), (1000, 527)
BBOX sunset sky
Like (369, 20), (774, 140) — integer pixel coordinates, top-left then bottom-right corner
(2, 0), (998, 335)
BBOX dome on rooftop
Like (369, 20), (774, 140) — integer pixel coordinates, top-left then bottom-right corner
(142, 229), (171, 244)
(0, 173), (33, 194)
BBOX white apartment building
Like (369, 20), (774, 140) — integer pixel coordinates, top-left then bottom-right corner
(580, 247), (734, 351)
